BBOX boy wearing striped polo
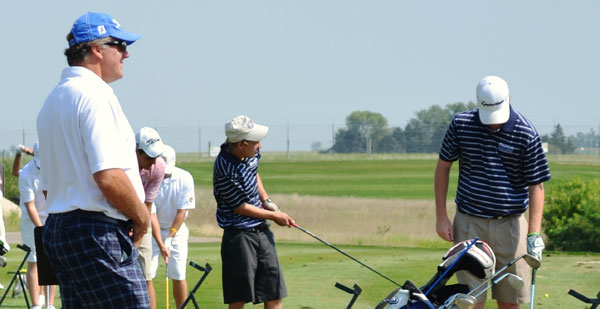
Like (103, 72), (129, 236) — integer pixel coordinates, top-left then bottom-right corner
(434, 76), (550, 309)
(213, 115), (295, 309)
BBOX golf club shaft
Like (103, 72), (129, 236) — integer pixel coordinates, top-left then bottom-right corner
(530, 269), (536, 309)
(293, 224), (401, 286)
(468, 253), (525, 297)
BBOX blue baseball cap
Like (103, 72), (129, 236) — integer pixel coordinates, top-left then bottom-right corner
(68, 12), (141, 47)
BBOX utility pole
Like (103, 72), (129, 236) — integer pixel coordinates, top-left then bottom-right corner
(198, 125), (202, 158)
(287, 122), (290, 159)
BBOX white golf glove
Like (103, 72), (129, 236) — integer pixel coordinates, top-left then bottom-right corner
(527, 233), (545, 261)
(263, 198), (281, 213)
(164, 237), (174, 251)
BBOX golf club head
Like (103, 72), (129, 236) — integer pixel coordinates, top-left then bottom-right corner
(522, 254), (541, 270)
(495, 273), (524, 290)
(443, 293), (476, 309)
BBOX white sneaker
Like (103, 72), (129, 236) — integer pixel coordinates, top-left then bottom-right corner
(0, 282), (4, 289)
(31, 306), (42, 309)
(46, 305), (56, 309)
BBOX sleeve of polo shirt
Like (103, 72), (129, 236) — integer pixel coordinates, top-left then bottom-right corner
(522, 133), (551, 185)
(439, 117), (459, 162)
(177, 171), (196, 210)
(19, 168), (35, 204)
(213, 160), (251, 209)
(144, 157), (165, 203)
(79, 95), (132, 173)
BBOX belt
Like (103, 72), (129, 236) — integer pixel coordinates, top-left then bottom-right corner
(457, 209), (519, 220)
(67, 209), (131, 229)
(226, 222), (270, 233)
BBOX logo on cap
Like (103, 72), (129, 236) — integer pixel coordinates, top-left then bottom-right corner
(247, 120), (255, 129)
(112, 19), (121, 29)
(97, 25), (106, 35)
(145, 138), (160, 147)
(481, 99), (504, 107)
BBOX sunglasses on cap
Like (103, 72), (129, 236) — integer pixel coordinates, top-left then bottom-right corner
(103, 40), (127, 53)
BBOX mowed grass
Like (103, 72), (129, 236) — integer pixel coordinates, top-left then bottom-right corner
(1, 242), (597, 308)
(179, 153), (600, 200)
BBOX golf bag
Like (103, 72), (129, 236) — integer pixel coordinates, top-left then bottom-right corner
(377, 239), (495, 308)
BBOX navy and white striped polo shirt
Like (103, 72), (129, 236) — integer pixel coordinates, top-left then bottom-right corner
(213, 143), (265, 229)
(439, 107), (551, 218)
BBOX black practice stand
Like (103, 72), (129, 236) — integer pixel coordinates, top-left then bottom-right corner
(0, 244), (31, 308)
(335, 282), (362, 309)
(569, 289), (600, 309)
(179, 262), (212, 309)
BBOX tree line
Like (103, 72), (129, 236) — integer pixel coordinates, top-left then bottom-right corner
(329, 103), (600, 154)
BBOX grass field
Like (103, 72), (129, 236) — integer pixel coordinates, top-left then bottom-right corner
(2, 153), (599, 308)
(179, 152), (600, 200)
(0, 242), (598, 308)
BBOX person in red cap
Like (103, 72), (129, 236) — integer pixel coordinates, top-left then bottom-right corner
(36, 12), (150, 308)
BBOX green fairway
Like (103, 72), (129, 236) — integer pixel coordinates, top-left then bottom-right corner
(1, 242), (596, 308)
(179, 154), (600, 200)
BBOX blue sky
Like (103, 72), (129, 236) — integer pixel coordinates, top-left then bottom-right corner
(1, 1), (599, 152)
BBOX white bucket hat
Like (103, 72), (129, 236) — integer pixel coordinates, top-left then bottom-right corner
(225, 115), (269, 143)
(476, 76), (510, 125)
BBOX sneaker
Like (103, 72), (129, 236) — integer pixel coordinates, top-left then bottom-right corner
(31, 306), (42, 309)
(46, 305), (56, 309)
(0, 282), (4, 289)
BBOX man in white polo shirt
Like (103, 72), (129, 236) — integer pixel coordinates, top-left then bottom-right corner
(151, 145), (195, 309)
(36, 12), (150, 308)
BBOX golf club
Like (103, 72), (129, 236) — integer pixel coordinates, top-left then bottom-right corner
(292, 223), (401, 286)
(440, 274), (524, 309)
(467, 253), (539, 298)
(166, 256), (169, 309)
(473, 273), (523, 298)
(529, 269), (536, 309)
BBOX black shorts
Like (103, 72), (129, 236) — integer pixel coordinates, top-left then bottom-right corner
(221, 224), (287, 304)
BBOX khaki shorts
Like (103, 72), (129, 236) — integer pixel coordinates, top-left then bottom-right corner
(137, 224), (153, 280)
(453, 211), (531, 304)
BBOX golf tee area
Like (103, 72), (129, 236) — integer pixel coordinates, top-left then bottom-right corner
(1, 153), (599, 308)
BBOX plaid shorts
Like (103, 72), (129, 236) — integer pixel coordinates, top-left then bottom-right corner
(43, 211), (150, 308)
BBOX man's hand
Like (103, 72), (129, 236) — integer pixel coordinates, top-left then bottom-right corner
(527, 233), (545, 261)
(164, 236), (174, 251)
(272, 212), (295, 227)
(263, 198), (281, 213)
(436, 216), (454, 242)
(131, 220), (148, 247)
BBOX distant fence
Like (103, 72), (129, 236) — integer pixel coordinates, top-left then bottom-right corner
(0, 123), (598, 155)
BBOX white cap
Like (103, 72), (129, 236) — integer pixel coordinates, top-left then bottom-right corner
(476, 76), (510, 125)
(161, 145), (176, 175)
(33, 141), (40, 169)
(136, 127), (167, 158)
(225, 115), (269, 143)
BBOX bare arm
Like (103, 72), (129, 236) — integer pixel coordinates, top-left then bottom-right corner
(434, 159), (454, 242)
(167, 209), (187, 238)
(93, 168), (149, 246)
(12, 154), (22, 176)
(24, 201), (43, 227)
(235, 203), (294, 227)
(528, 183), (545, 234)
